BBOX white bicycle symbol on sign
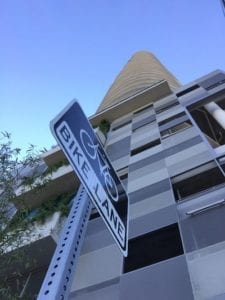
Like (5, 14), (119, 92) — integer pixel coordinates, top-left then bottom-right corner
(80, 129), (119, 202)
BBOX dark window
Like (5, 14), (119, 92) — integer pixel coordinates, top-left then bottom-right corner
(172, 162), (225, 201)
(89, 208), (100, 220)
(160, 121), (192, 138)
(158, 112), (186, 127)
(131, 139), (160, 156)
(22, 268), (47, 299)
(120, 172), (128, 181)
(189, 106), (225, 147)
(5, 267), (47, 299)
(123, 223), (183, 273)
(118, 167), (128, 189)
(217, 156), (225, 173)
(6, 274), (28, 298)
(111, 120), (132, 131)
(176, 85), (199, 97)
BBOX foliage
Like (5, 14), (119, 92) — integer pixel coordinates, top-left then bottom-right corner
(0, 132), (75, 298)
(0, 132), (42, 251)
(42, 158), (69, 177)
(98, 119), (110, 136)
(0, 132), (45, 299)
(30, 191), (75, 223)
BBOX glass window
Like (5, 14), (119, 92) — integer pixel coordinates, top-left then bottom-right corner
(123, 223), (183, 273)
(178, 198), (225, 253)
(172, 161), (225, 201)
(161, 121), (192, 138)
(158, 112), (187, 127)
(5, 267), (47, 299)
(217, 155), (225, 173)
(117, 167), (128, 189)
(89, 207), (100, 220)
(176, 85), (199, 97)
(22, 268), (47, 299)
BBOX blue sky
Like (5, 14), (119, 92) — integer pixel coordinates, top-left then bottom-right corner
(1, 0), (225, 155)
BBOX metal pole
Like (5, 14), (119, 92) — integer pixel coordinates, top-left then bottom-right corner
(37, 185), (92, 300)
(204, 102), (225, 129)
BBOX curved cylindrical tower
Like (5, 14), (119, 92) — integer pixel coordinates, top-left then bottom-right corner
(97, 51), (180, 112)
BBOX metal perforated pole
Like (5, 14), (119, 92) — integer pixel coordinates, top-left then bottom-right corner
(37, 185), (92, 300)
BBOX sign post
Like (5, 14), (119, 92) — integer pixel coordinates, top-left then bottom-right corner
(37, 186), (92, 300)
(38, 100), (129, 299)
(50, 99), (129, 256)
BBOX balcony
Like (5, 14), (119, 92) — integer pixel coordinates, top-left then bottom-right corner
(13, 164), (79, 210)
(1, 211), (66, 283)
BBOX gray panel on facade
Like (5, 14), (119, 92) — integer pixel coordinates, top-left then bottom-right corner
(129, 152), (165, 171)
(129, 159), (165, 181)
(155, 101), (180, 114)
(180, 206), (225, 253)
(129, 136), (203, 173)
(111, 155), (130, 171)
(82, 227), (115, 255)
(153, 95), (178, 108)
(199, 73), (225, 90)
(111, 114), (132, 130)
(133, 104), (154, 117)
(130, 190), (175, 219)
(211, 293), (225, 300)
(69, 281), (120, 300)
(129, 178), (171, 204)
(119, 255), (194, 300)
(132, 115), (156, 131)
(85, 215), (106, 235)
(106, 136), (130, 161)
(156, 106), (185, 123)
(164, 136), (203, 157)
(129, 205), (178, 239)
(161, 126), (200, 148)
(167, 150), (212, 177)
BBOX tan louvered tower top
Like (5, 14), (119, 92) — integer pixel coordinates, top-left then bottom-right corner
(97, 51), (180, 112)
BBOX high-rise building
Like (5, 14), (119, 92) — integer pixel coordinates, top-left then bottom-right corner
(2, 52), (225, 299)
(97, 51), (180, 112)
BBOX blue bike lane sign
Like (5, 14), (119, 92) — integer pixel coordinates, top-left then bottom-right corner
(50, 100), (129, 257)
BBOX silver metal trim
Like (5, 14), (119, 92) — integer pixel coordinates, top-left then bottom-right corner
(186, 199), (225, 216)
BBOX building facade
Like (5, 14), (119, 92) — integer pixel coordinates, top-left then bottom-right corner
(3, 52), (225, 299)
(70, 57), (225, 300)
